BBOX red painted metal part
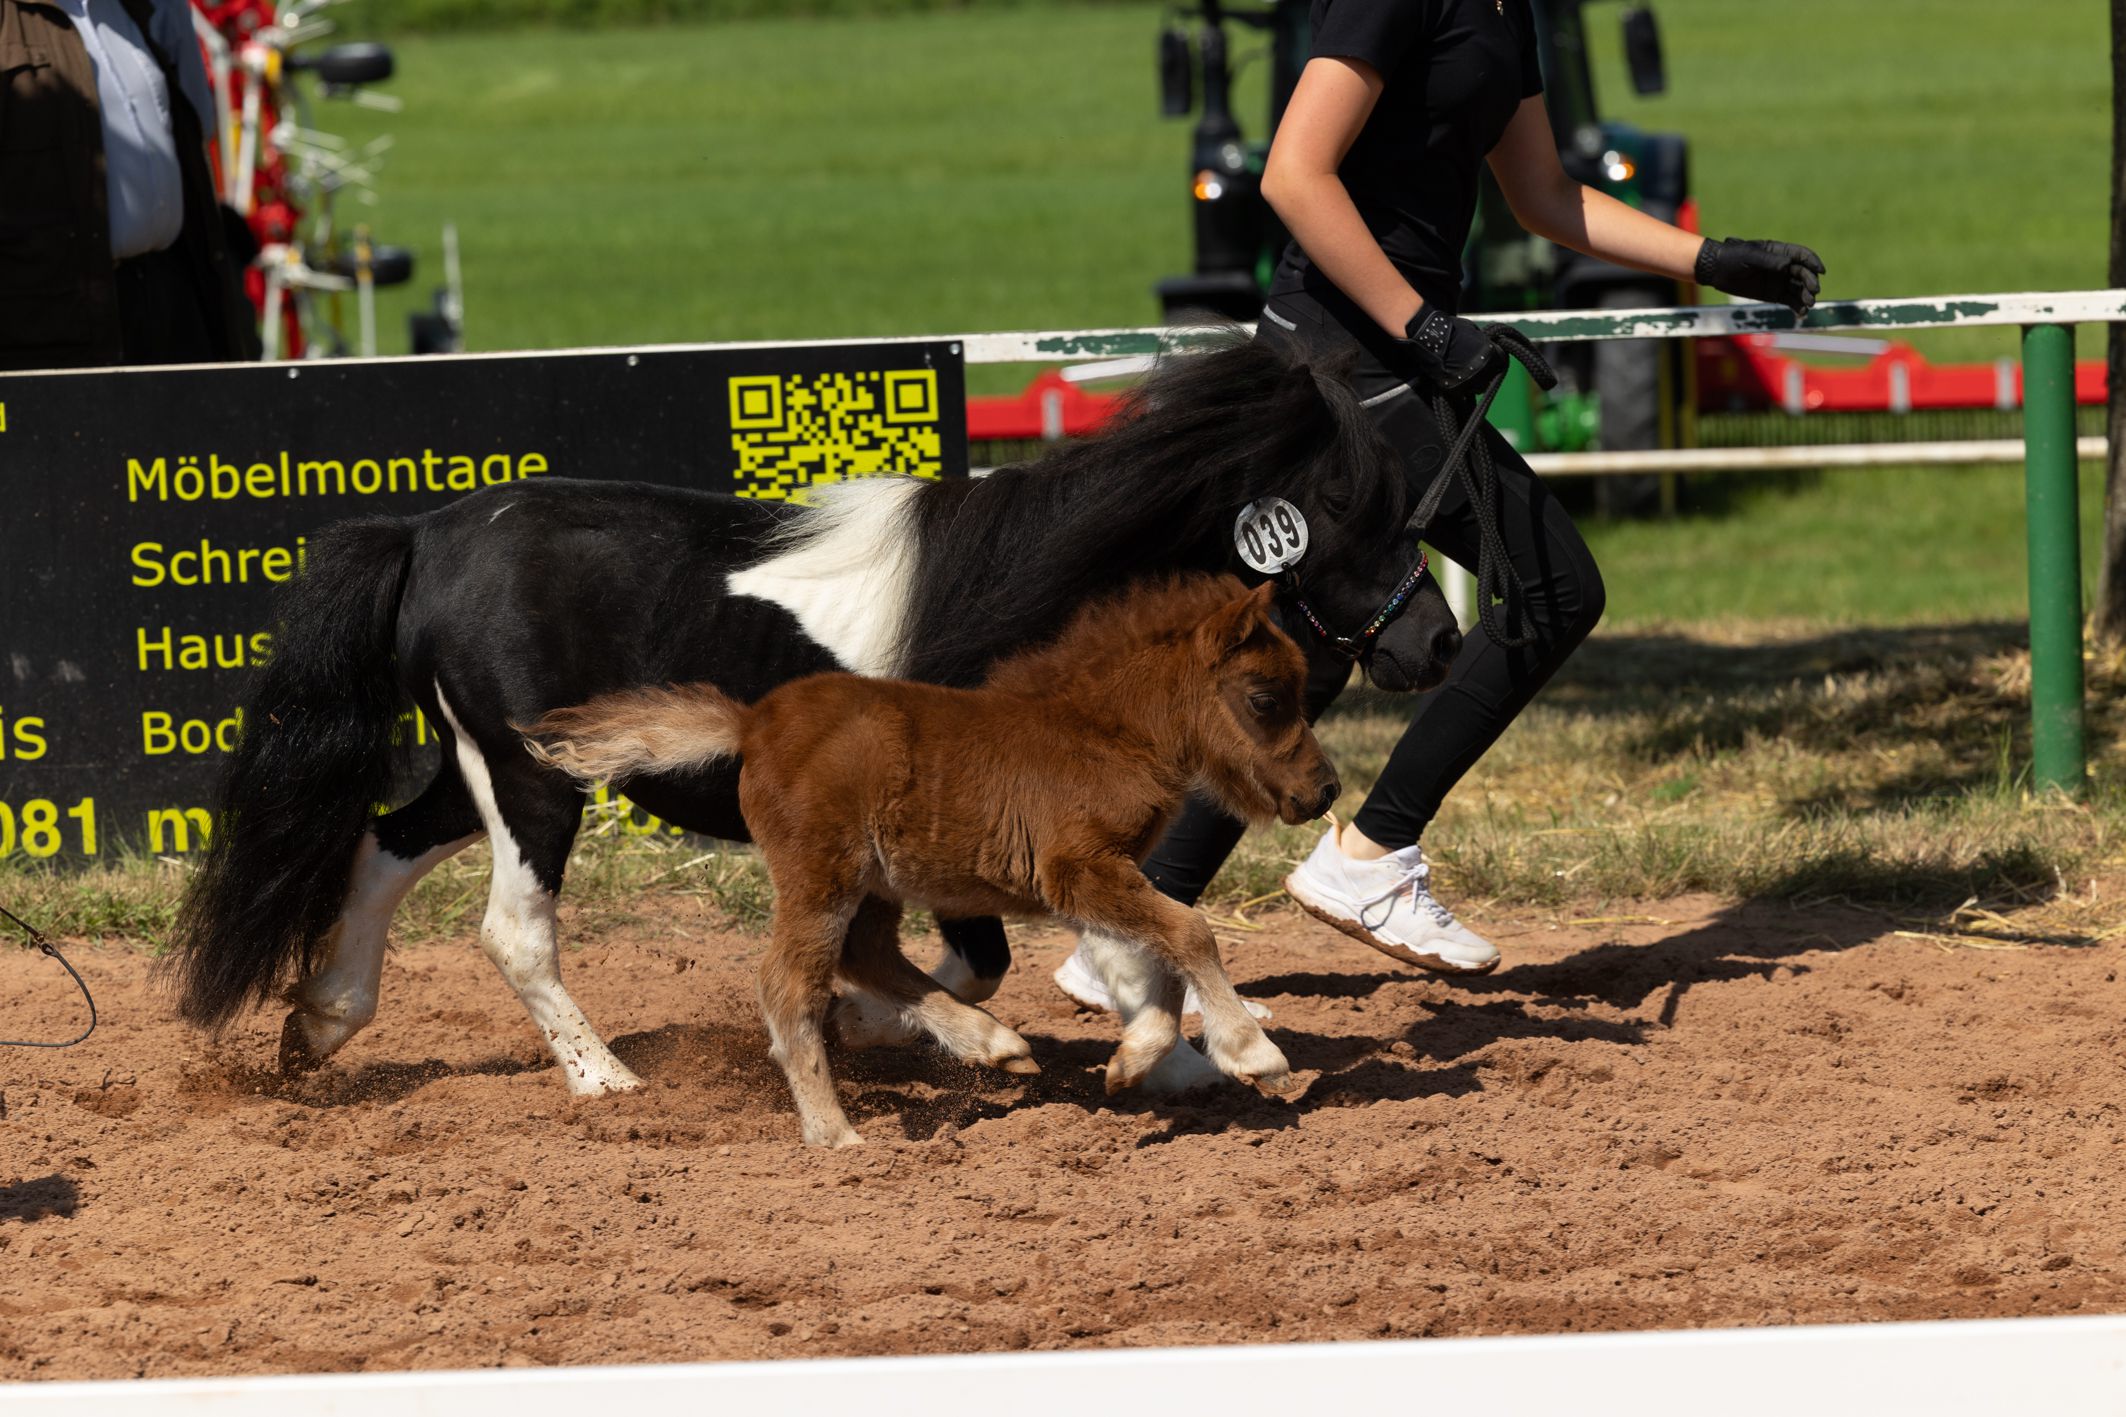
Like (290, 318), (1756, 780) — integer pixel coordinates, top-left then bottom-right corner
(966, 370), (1122, 444)
(1696, 334), (2107, 415)
(192, 0), (305, 356)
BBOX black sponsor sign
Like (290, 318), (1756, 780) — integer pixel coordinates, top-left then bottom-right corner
(0, 341), (967, 864)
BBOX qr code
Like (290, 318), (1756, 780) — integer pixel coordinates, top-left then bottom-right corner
(727, 369), (944, 501)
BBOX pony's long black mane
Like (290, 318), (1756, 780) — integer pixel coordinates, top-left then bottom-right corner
(897, 330), (1404, 687)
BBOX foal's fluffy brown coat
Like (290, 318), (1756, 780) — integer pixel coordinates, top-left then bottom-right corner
(529, 575), (1338, 1147)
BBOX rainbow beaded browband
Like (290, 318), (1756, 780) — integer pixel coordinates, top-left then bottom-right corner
(1286, 547), (1430, 661)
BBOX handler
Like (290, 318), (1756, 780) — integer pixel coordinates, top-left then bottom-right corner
(1058, 0), (1822, 1006)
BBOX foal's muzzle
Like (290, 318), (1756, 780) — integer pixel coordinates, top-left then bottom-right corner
(1285, 770), (1342, 825)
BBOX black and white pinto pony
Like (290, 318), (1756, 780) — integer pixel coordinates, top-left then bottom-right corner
(167, 335), (1462, 1098)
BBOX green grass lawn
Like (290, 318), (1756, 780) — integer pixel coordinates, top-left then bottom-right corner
(1582, 460), (2108, 628)
(330, 0), (2108, 355)
(1585, 0), (2108, 363)
(330, 6), (1190, 353)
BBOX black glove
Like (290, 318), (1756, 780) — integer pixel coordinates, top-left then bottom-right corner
(1695, 237), (1825, 316)
(1398, 305), (1505, 393)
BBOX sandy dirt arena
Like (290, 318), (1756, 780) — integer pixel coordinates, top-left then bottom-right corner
(3, 899), (2124, 1380)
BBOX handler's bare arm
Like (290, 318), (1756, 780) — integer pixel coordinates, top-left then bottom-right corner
(1483, 95), (1704, 281)
(1258, 56), (1424, 338)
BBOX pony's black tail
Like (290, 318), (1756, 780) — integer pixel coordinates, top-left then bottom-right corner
(168, 516), (415, 1032)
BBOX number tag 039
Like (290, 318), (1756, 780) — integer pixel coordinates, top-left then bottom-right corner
(1234, 497), (1310, 575)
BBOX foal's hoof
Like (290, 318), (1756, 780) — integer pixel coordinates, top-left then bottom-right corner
(1105, 1035), (1182, 1095)
(983, 1026), (1040, 1076)
(1210, 1033), (1294, 1096)
(1240, 1064), (1298, 1097)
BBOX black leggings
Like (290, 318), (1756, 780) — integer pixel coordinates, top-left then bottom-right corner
(1140, 285), (1607, 907)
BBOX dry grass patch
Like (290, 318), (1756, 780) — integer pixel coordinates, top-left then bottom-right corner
(1217, 621), (2126, 940)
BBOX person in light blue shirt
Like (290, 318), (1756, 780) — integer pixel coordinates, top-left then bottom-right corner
(56, 0), (199, 260)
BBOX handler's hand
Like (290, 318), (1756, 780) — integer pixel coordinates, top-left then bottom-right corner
(1397, 306), (1505, 393)
(1695, 237), (1825, 316)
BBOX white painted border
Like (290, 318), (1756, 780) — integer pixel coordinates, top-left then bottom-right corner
(6, 1315), (2124, 1415)
(1529, 436), (2109, 477)
(9, 289), (2120, 379)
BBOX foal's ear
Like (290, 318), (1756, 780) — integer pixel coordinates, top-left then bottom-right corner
(1197, 582), (1276, 660)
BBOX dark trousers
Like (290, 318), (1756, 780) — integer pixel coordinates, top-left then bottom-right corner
(114, 246), (219, 366)
(1139, 285), (1607, 908)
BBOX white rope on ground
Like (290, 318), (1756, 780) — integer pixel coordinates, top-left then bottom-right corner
(6, 1314), (2123, 1416)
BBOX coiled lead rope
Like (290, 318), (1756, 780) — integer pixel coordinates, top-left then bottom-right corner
(1, 904), (97, 1049)
(1404, 327), (1559, 650)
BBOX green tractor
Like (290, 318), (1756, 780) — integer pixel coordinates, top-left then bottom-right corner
(1155, 0), (1690, 514)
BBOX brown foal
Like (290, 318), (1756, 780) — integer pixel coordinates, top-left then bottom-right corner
(526, 575), (1339, 1148)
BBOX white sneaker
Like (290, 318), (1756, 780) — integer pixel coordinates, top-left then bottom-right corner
(1283, 827), (1500, 974)
(1051, 941), (1273, 1021)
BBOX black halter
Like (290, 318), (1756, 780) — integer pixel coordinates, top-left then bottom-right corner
(1287, 550), (1429, 661)
(1285, 326), (1556, 660)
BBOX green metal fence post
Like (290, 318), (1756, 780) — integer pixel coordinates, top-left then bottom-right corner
(2022, 321), (2085, 795)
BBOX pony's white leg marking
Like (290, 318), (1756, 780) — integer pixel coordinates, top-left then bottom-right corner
(930, 947), (1001, 1004)
(1080, 927), (1226, 1094)
(724, 476), (923, 677)
(283, 830), (480, 1067)
(436, 689), (642, 1096)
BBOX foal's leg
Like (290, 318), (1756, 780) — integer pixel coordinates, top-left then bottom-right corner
(838, 898), (1037, 1074)
(280, 761), (485, 1074)
(759, 890), (866, 1149)
(833, 912), (1010, 1047)
(436, 690), (642, 1096)
(1049, 856), (1292, 1096)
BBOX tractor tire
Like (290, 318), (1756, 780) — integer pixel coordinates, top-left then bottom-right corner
(1592, 285), (1668, 519)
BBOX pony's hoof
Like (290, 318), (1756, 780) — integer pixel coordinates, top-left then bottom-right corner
(562, 1062), (645, 1096)
(277, 1012), (327, 1075)
(997, 1054), (1040, 1076)
(803, 1125), (865, 1150)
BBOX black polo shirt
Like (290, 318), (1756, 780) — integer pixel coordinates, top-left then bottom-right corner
(1278, 0), (1546, 314)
